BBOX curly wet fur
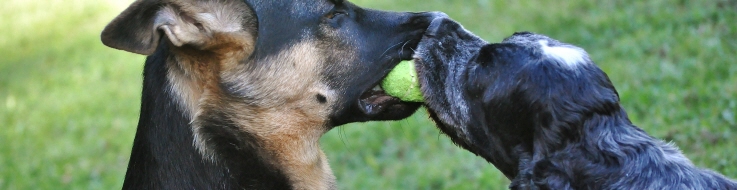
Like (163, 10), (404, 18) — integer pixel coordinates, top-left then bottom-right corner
(415, 17), (737, 189)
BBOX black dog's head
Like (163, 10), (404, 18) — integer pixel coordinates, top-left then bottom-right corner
(414, 18), (622, 178)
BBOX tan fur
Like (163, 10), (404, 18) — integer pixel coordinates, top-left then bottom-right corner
(167, 16), (338, 190)
(167, 30), (255, 120)
(221, 42), (339, 189)
(161, 0), (256, 116)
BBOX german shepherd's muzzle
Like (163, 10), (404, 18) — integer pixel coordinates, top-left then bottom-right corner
(101, 0), (443, 189)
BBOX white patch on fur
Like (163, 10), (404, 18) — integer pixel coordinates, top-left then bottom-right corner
(538, 40), (587, 68)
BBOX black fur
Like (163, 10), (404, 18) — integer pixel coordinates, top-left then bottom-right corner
(415, 17), (737, 189)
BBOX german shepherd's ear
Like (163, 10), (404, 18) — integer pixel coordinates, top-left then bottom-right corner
(101, 0), (256, 55)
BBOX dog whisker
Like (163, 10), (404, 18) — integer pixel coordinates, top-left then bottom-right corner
(379, 41), (405, 59)
(399, 40), (411, 57)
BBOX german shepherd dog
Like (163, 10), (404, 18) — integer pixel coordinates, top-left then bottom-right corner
(101, 0), (443, 189)
(414, 18), (737, 189)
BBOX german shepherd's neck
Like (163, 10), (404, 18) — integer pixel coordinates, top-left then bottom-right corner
(123, 45), (292, 189)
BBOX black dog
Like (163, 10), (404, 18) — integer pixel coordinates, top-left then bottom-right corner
(414, 17), (737, 189)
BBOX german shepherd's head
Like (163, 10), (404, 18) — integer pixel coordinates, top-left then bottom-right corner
(101, 0), (443, 189)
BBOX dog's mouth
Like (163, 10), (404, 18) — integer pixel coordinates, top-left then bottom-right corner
(356, 55), (421, 120)
(330, 12), (451, 125)
(358, 82), (401, 115)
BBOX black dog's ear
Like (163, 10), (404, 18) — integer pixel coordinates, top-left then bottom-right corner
(475, 43), (523, 67)
(475, 44), (502, 66)
(101, 0), (257, 55)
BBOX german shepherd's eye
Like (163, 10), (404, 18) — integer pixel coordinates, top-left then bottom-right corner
(324, 8), (349, 28)
(325, 10), (348, 19)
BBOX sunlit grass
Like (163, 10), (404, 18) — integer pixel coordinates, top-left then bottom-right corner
(1, 0), (735, 189)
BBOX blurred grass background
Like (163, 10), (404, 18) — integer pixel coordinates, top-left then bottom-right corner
(1, 0), (735, 189)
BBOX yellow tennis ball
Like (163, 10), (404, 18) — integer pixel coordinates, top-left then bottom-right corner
(381, 60), (423, 102)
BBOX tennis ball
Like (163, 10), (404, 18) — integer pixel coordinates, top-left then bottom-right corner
(381, 60), (423, 102)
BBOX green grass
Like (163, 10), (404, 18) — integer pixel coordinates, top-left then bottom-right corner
(1, 0), (735, 189)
